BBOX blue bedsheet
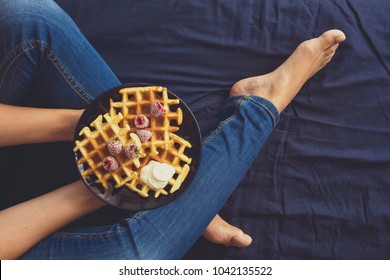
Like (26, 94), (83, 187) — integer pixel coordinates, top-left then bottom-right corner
(7, 0), (390, 259)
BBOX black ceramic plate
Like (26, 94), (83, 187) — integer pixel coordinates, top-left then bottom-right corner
(73, 83), (201, 211)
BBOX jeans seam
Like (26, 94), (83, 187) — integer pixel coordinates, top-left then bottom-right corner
(248, 97), (279, 127)
(53, 226), (128, 239)
(53, 211), (145, 238)
(202, 95), (247, 146)
(126, 211), (145, 221)
(0, 40), (44, 89)
(52, 211), (145, 239)
(45, 48), (93, 104)
(0, 39), (93, 104)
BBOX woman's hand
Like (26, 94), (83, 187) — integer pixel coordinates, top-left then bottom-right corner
(0, 104), (105, 259)
(0, 104), (83, 147)
(0, 180), (106, 259)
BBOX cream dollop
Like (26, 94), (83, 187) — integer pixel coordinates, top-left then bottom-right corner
(140, 160), (175, 190)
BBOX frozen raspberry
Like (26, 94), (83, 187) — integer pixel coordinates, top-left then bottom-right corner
(107, 139), (122, 156)
(137, 129), (152, 142)
(125, 144), (138, 159)
(102, 156), (119, 171)
(134, 114), (150, 129)
(151, 101), (166, 117)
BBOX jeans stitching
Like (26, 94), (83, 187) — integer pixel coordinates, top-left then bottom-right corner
(126, 211), (145, 221)
(0, 40), (44, 89)
(52, 211), (145, 239)
(202, 96), (247, 146)
(249, 97), (279, 127)
(53, 226), (128, 239)
(0, 39), (93, 104)
(45, 48), (93, 104)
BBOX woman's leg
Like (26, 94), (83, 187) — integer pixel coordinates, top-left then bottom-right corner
(0, 0), (243, 251)
(0, 0), (120, 108)
(0, 0), (120, 223)
(20, 30), (346, 260)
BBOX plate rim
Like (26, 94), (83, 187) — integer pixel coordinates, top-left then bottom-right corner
(73, 82), (202, 211)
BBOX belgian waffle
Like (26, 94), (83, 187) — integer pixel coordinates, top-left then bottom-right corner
(74, 85), (192, 198)
(109, 86), (183, 156)
(125, 132), (192, 198)
(73, 113), (144, 189)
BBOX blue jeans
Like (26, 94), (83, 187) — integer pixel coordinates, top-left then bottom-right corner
(0, 0), (279, 259)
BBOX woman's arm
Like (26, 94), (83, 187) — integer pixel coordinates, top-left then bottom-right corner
(0, 104), (82, 147)
(0, 104), (249, 259)
(0, 180), (106, 260)
(0, 104), (96, 259)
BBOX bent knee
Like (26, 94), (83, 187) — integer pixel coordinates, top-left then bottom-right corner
(0, 0), (66, 35)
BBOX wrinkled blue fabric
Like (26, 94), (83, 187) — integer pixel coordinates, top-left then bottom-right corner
(4, 0), (390, 259)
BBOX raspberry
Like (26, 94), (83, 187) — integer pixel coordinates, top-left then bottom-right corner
(137, 129), (152, 142)
(125, 143), (145, 159)
(107, 139), (122, 156)
(151, 101), (166, 117)
(134, 114), (150, 129)
(102, 156), (119, 171)
(125, 143), (138, 159)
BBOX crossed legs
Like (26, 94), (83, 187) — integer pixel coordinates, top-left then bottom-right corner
(203, 29), (346, 247)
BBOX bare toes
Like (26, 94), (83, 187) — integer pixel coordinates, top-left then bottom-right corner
(324, 43), (339, 56)
(229, 29), (345, 113)
(202, 215), (252, 247)
(319, 29), (347, 47)
(229, 232), (253, 247)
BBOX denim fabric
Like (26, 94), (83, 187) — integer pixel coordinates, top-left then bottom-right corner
(21, 95), (279, 259)
(0, 0), (120, 108)
(0, 0), (280, 259)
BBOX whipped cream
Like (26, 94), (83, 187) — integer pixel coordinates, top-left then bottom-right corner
(140, 160), (175, 190)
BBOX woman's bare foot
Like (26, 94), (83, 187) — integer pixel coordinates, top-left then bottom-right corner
(230, 29), (346, 113)
(202, 214), (252, 247)
(205, 30), (346, 247)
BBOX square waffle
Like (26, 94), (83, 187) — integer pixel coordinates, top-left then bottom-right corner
(74, 86), (192, 198)
(109, 86), (183, 156)
(125, 132), (192, 198)
(74, 113), (144, 189)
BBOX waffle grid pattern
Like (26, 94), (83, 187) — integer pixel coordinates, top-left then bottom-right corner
(74, 86), (192, 198)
